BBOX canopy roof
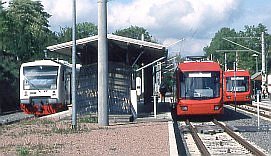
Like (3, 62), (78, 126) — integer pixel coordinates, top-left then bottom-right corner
(47, 34), (166, 66)
(251, 72), (262, 81)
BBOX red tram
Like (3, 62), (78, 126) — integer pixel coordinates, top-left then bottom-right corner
(174, 57), (223, 116)
(223, 70), (252, 105)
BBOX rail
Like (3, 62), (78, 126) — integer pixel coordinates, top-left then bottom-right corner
(213, 119), (266, 156)
(185, 119), (210, 156)
(229, 104), (271, 119)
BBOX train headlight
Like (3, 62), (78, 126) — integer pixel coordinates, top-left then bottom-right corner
(214, 105), (220, 110)
(181, 106), (188, 111)
(246, 96), (250, 99)
(227, 96), (231, 99)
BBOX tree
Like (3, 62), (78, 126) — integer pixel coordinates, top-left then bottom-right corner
(0, 1), (7, 51)
(204, 27), (237, 70)
(204, 24), (271, 74)
(5, 0), (51, 61)
(56, 22), (98, 43)
(113, 25), (157, 43)
(0, 0), (53, 112)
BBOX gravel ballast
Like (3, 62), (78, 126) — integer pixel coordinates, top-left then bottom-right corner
(221, 106), (271, 155)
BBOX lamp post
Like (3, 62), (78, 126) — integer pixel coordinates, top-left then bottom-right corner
(252, 54), (258, 73)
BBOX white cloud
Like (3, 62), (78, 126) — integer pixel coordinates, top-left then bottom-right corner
(108, 0), (241, 56)
(164, 38), (211, 57)
(108, 0), (240, 38)
(2, 0), (244, 56)
(42, 0), (97, 30)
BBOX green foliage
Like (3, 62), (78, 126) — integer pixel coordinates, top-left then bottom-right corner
(0, 0), (53, 112)
(16, 146), (29, 156)
(113, 25), (157, 43)
(204, 24), (271, 74)
(0, 1), (6, 50)
(56, 22), (98, 43)
(0, 58), (20, 111)
(78, 115), (98, 123)
(4, 0), (51, 61)
(204, 27), (237, 69)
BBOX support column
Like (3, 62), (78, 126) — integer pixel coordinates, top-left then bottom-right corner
(261, 32), (266, 95)
(98, 0), (108, 126)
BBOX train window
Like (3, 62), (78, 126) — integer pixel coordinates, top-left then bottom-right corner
(226, 76), (248, 92)
(180, 71), (220, 99)
(23, 66), (58, 90)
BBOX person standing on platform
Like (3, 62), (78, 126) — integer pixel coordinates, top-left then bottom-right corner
(159, 83), (167, 103)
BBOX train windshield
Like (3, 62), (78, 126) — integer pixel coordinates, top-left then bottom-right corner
(180, 71), (220, 99)
(226, 76), (249, 92)
(23, 66), (58, 90)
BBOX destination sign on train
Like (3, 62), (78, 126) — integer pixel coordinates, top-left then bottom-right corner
(230, 77), (244, 80)
(189, 72), (211, 77)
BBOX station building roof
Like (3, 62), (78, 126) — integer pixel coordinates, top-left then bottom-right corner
(251, 72), (262, 81)
(47, 34), (167, 66)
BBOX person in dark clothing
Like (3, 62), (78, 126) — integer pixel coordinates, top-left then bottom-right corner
(159, 83), (167, 103)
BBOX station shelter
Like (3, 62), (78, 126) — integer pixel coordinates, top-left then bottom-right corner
(47, 34), (167, 118)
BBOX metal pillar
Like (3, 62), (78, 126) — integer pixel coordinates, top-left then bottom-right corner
(235, 51), (238, 69)
(252, 54), (259, 73)
(224, 52), (227, 71)
(159, 62), (162, 85)
(141, 64), (144, 95)
(71, 0), (77, 129)
(98, 0), (108, 126)
(256, 94), (260, 129)
(261, 32), (266, 94)
(234, 62), (237, 111)
(255, 56), (259, 73)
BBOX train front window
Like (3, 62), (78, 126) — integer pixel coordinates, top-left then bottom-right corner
(180, 72), (220, 99)
(226, 77), (249, 92)
(23, 66), (58, 90)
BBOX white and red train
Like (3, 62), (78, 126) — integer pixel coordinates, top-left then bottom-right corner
(20, 60), (72, 116)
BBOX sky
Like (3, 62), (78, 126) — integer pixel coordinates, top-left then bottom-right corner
(4, 0), (271, 57)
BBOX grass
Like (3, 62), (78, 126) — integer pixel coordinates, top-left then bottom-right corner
(15, 143), (63, 156)
(21, 118), (55, 126)
(16, 146), (29, 156)
(78, 115), (98, 123)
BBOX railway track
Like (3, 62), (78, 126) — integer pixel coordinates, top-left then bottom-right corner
(229, 103), (271, 119)
(179, 119), (267, 155)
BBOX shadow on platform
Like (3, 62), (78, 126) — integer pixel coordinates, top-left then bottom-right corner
(137, 98), (172, 119)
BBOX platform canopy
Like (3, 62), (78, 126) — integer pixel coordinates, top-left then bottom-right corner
(251, 72), (262, 81)
(47, 34), (167, 66)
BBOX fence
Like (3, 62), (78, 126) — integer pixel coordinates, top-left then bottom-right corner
(77, 62), (132, 115)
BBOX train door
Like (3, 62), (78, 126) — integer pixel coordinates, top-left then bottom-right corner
(64, 72), (72, 105)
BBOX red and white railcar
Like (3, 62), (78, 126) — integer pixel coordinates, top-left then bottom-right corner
(223, 70), (251, 105)
(175, 57), (224, 116)
(20, 60), (72, 116)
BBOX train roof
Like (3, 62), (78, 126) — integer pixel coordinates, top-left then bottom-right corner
(178, 61), (222, 72)
(224, 70), (250, 77)
(21, 60), (71, 68)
